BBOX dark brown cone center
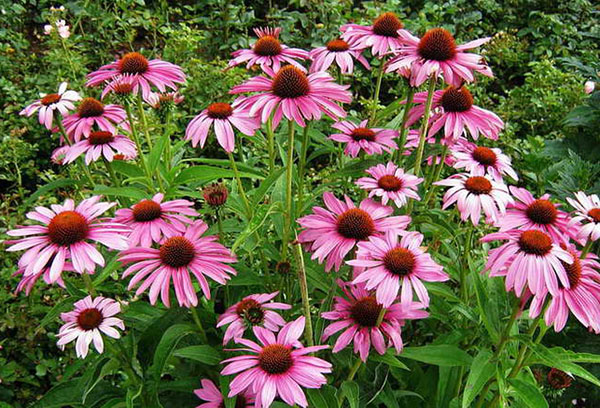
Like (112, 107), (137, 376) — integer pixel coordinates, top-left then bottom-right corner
(78, 97), (105, 118)
(253, 36), (283, 56)
(525, 199), (558, 225)
(41, 93), (61, 105)
(336, 208), (375, 240)
(472, 146), (497, 166)
(271, 66), (310, 99)
(119, 52), (149, 74)
(77, 308), (103, 330)
(350, 296), (382, 327)
(132, 199), (162, 222)
(235, 298), (265, 324)
(326, 39), (350, 52)
(464, 176), (492, 195)
(207, 103), (233, 119)
(258, 344), (293, 374)
(518, 230), (553, 256)
(372, 12), (403, 37)
(417, 28), (457, 61)
(159, 236), (196, 268)
(377, 175), (403, 192)
(383, 248), (416, 276)
(48, 211), (89, 246)
(440, 86), (473, 112)
(88, 131), (115, 145)
(350, 127), (376, 142)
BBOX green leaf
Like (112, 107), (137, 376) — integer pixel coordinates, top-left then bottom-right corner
(172, 345), (222, 365)
(147, 132), (169, 172)
(400, 345), (472, 367)
(173, 165), (262, 185)
(232, 202), (280, 252)
(339, 381), (360, 408)
(370, 350), (410, 370)
(306, 385), (339, 408)
(30, 380), (82, 407)
(509, 379), (548, 408)
(472, 273), (500, 342)
(37, 296), (76, 331)
(93, 185), (148, 200)
(529, 344), (600, 386)
(25, 178), (83, 206)
(462, 349), (495, 408)
(111, 161), (144, 178)
(93, 253), (120, 285)
(250, 167), (285, 207)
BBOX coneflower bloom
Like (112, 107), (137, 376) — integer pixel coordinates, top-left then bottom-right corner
(119, 221), (236, 307)
(185, 102), (259, 153)
(228, 27), (309, 76)
(231, 65), (351, 128)
(100, 75), (138, 99)
(405, 86), (503, 141)
(62, 97), (129, 141)
(340, 12), (408, 57)
(203, 183), (228, 207)
(434, 173), (512, 225)
(57, 296), (124, 359)
(51, 145), (70, 165)
(20, 82), (81, 129)
(330, 120), (398, 158)
(499, 187), (579, 243)
(355, 162), (423, 208)
(481, 229), (573, 296)
(386, 28), (493, 87)
(194, 379), (255, 408)
(63, 131), (137, 165)
(450, 139), (518, 181)
(13, 264), (67, 295)
(297, 192), (410, 272)
(5, 196), (129, 283)
(145, 91), (184, 109)
(529, 245), (600, 333)
(321, 281), (428, 362)
(309, 38), (370, 74)
(217, 291), (291, 344)
(348, 232), (447, 307)
(86, 52), (186, 99)
(113, 193), (198, 248)
(567, 191), (600, 242)
(221, 317), (331, 408)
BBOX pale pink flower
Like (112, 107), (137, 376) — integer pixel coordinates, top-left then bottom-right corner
(194, 379), (255, 408)
(44, 20), (70, 38)
(217, 291), (291, 345)
(62, 97), (129, 141)
(64, 131), (137, 165)
(340, 12), (409, 57)
(566, 191), (600, 242)
(145, 91), (184, 109)
(12, 264), (67, 295)
(355, 162), (422, 208)
(330, 120), (398, 157)
(450, 138), (518, 181)
(309, 38), (370, 74)
(51, 145), (70, 165)
(584, 80), (596, 94)
(20, 82), (81, 129)
(100, 75), (138, 99)
(297, 192), (411, 272)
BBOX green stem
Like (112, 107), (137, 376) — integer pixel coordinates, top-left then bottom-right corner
(136, 94), (153, 149)
(423, 144), (448, 205)
(395, 85), (416, 163)
(227, 152), (252, 218)
(266, 116), (275, 173)
(57, 121), (95, 188)
(297, 124), (311, 215)
(216, 208), (224, 244)
(124, 102), (152, 183)
(581, 239), (594, 258)
(412, 77), (437, 178)
(281, 120), (296, 261)
(292, 239), (314, 346)
(370, 59), (386, 124)
(346, 357), (363, 382)
(59, 35), (77, 80)
(190, 307), (208, 343)
(460, 225), (473, 302)
(164, 110), (172, 171)
(104, 159), (120, 187)
(81, 273), (97, 296)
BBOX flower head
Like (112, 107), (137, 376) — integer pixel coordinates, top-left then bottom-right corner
(13, 264), (68, 295)
(44, 19), (70, 38)
(231, 65), (351, 128)
(297, 192), (410, 271)
(330, 120), (398, 158)
(309, 38), (370, 74)
(119, 221), (236, 307)
(356, 162), (422, 208)
(228, 27), (309, 76)
(547, 369), (573, 389)
(584, 80), (596, 94)
(64, 131), (137, 165)
(51, 145), (70, 165)
(450, 138), (518, 181)
(194, 379), (255, 408)
(145, 91), (184, 110)
(567, 191), (600, 243)
(221, 317), (331, 408)
(217, 291), (291, 344)
(203, 183), (228, 207)
(62, 97), (129, 141)
(57, 296), (125, 359)
(20, 82), (81, 129)
(340, 12), (408, 57)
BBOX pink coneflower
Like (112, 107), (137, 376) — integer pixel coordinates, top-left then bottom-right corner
(145, 91), (184, 109)
(450, 138), (518, 181)
(386, 28), (493, 87)
(62, 97), (129, 141)
(5, 196), (129, 283)
(221, 317), (331, 408)
(63, 131), (137, 165)
(297, 192), (410, 272)
(309, 38), (370, 74)
(340, 12), (408, 57)
(434, 173), (512, 225)
(481, 229), (573, 296)
(57, 296), (124, 359)
(355, 162), (422, 208)
(119, 221), (236, 307)
(499, 187), (579, 243)
(321, 281), (428, 362)
(330, 120), (398, 158)
(20, 82), (81, 130)
(405, 86), (503, 141)
(86, 52), (186, 99)
(100, 75), (138, 99)
(185, 102), (259, 152)
(231, 65), (351, 128)
(51, 145), (70, 165)
(194, 379), (255, 408)
(217, 291), (291, 345)
(530, 244), (600, 333)
(228, 27), (309, 76)
(567, 191), (600, 242)
(203, 183), (228, 207)
(12, 264), (67, 295)
(349, 232), (448, 307)
(113, 193), (198, 247)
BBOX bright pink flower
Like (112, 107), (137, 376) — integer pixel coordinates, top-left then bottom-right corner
(567, 191), (600, 242)
(119, 221), (236, 307)
(12, 264), (67, 295)
(309, 38), (370, 74)
(386, 28), (493, 87)
(450, 138), (518, 181)
(340, 12), (409, 57)
(321, 281), (428, 362)
(217, 291), (291, 345)
(185, 101), (259, 153)
(231, 65), (351, 128)
(228, 27), (309, 76)
(51, 145), (70, 165)
(355, 162), (422, 208)
(402, 129), (458, 166)
(499, 187), (579, 243)
(99, 75), (138, 99)
(62, 97), (129, 142)
(57, 296), (124, 359)
(405, 86), (503, 141)
(297, 192), (410, 272)
(330, 120), (397, 157)
(194, 379), (255, 408)
(63, 131), (136, 165)
(349, 231), (448, 307)
(86, 52), (186, 99)
(221, 317), (331, 408)
(434, 173), (512, 225)
(481, 229), (574, 296)
(5, 196), (129, 283)
(113, 193), (198, 248)
(20, 82), (81, 129)
(530, 245), (600, 333)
